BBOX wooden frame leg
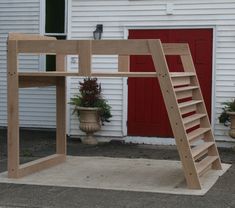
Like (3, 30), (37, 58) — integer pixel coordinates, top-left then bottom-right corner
(7, 47), (67, 179)
(7, 40), (20, 178)
(56, 76), (67, 154)
(56, 54), (67, 154)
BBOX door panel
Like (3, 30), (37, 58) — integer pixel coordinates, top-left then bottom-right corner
(128, 29), (213, 137)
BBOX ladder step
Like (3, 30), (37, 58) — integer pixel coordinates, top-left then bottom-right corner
(183, 113), (207, 124)
(196, 156), (219, 176)
(175, 86), (199, 100)
(188, 128), (211, 142)
(191, 142), (214, 160)
(170, 72), (196, 77)
(174, 86), (199, 92)
(178, 100), (202, 109)
(183, 114), (207, 130)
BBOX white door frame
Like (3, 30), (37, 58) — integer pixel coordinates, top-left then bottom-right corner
(122, 25), (217, 145)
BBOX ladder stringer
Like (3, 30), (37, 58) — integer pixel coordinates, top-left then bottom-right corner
(180, 50), (222, 170)
(148, 40), (201, 189)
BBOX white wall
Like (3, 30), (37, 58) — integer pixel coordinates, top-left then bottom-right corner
(69, 0), (235, 142)
(0, 0), (56, 128)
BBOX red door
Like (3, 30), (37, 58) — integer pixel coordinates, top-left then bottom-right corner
(128, 29), (213, 137)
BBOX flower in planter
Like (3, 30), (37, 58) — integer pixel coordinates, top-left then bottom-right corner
(70, 77), (112, 124)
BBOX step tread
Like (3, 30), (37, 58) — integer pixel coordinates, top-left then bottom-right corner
(174, 86), (199, 92)
(178, 100), (202, 108)
(188, 128), (211, 141)
(170, 72), (196, 77)
(191, 142), (214, 158)
(183, 113), (207, 124)
(196, 156), (219, 175)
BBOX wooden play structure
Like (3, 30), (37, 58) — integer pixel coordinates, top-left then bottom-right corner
(7, 33), (222, 189)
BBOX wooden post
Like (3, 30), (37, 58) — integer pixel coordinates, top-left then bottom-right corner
(7, 40), (19, 178)
(56, 54), (67, 155)
(78, 40), (92, 76)
(118, 55), (129, 72)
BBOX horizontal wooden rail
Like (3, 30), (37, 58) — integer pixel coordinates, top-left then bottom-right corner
(92, 72), (159, 77)
(17, 154), (66, 178)
(8, 33), (56, 41)
(18, 71), (159, 78)
(15, 39), (189, 56)
(19, 76), (57, 88)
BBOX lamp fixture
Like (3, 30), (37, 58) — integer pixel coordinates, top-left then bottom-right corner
(93, 24), (103, 40)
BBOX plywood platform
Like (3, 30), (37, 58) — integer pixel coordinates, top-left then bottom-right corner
(0, 157), (230, 196)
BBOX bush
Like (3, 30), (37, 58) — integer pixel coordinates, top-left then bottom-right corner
(219, 99), (235, 126)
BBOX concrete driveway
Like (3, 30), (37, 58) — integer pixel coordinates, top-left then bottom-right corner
(0, 129), (234, 208)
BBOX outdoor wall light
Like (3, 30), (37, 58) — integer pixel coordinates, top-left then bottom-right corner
(93, 24), (103, 40)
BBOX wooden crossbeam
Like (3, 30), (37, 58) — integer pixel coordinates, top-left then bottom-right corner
(18, 72), (159, 78)
(17, 154), (66, 178)
(19, 76), (57, 88)
(16, 39), (189, 55)
(8, 33), (56, 41)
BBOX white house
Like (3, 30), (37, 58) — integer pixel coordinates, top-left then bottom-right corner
(1, 0), (235, 146)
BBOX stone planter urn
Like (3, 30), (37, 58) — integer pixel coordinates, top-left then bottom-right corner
(227, 112), (235, 139)
(78, 107), (101, 145)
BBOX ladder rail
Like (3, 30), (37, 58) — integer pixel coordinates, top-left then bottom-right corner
(148, 40), (202, 189)
(180, 49), (222, 169)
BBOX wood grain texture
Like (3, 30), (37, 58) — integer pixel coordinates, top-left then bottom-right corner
(18, 154), (66, 178)
(78, 40), (92, 76)
(148, 39), (201, 189)
(8, 33), (56, 40)
(56, 54), (67, 155)
(19, 76), (57, 88)
(7, 40), (19, 178)
(118, 55), (129, 72)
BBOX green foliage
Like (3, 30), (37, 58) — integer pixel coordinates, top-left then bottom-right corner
(219, 99), (235, 126)
(70, 78), (112, 124)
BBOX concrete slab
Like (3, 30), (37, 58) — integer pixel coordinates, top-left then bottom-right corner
(0, 156), (231, 196)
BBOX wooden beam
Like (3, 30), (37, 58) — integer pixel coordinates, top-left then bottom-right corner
(8, 33), (56, 40)
(17, 40), (78, 54)
(17, 39), (189, 55)
(19, 72), (159, 77)
(19, 72), (73, 77)
(56, 54), (66, 71)
(7, 40), (19, 178)
(56, 54), (67, 155)
(118, 55), (129, 72)
(78, 40), (92, 76)
(17, 154), (66, 178)
(92, 72), (158, 77)
(162, 43), (189, 55)
(19, 76), (57, 88)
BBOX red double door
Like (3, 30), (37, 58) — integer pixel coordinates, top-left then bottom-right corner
(128, 29), (213, 137)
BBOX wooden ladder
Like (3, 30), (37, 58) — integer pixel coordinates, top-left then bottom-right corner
(148, 40), (222, 189)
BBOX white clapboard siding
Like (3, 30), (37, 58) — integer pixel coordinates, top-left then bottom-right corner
(0, 0), (56, 128)
(69, 0), (235, 141)
(68, 55), (123, 137)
